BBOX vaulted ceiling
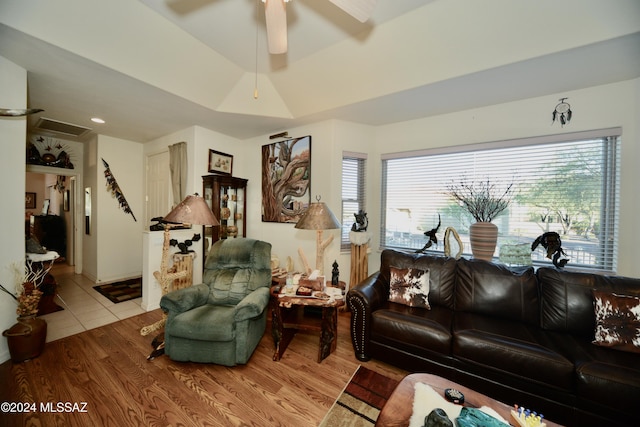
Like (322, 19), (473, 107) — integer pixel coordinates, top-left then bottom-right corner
(1, 0), (639, 142)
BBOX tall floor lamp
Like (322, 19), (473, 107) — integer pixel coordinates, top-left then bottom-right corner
(295, 197), (340, 276)
(140, 194), (218, 337)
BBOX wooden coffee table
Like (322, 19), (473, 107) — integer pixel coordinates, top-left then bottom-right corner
(270, 286), (345, 363)
(376, 373), (562, 427)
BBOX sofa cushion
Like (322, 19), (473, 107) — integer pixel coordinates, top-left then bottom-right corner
(592, 290), (640, 353)
(455, 258), (539, 325)
(380, 250), (456, 309)
(371, 304), (453, 356)
(452, 312), (574, 390)
(563, 336), (640, 414)
(538, 267), (640, 339)
(388, 266), (430, 309)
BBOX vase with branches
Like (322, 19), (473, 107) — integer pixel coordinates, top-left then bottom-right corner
(446, 178), (514, 223)
(446, 178), (515, 260)
(1, 261), (49, 317)
(2, 262), (49, 362)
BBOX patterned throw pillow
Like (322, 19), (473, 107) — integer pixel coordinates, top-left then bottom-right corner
(592, 289), (640, 353)
(389, 266), (430, 309)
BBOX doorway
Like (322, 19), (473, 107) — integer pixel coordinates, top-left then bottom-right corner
(26, 165), (82, 274)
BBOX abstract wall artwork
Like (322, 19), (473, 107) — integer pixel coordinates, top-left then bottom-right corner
(261, 136), (311, 223)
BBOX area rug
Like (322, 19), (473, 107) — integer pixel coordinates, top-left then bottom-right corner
(93, 278), (142, 303)
(319, 366), (400, 426)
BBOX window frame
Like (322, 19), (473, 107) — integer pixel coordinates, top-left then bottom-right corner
(380, 128), (621, 273)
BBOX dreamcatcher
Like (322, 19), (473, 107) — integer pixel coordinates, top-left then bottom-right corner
(552, 98), (572, 126)
(102, 158), (137, 221)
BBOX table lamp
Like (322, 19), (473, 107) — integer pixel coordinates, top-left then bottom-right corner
(141, 193), (218, 338)
(295, 196), (341, 275)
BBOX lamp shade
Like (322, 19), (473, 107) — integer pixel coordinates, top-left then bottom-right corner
(163, 194), (219, 226)
(295, 201), (340, 230)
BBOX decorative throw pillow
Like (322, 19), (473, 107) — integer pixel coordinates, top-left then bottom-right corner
(389, 266), (430, 309)
(592, 289), (640, 354)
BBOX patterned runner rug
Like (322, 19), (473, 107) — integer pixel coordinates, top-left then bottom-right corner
(320, 366), (400, 426)
(93, 278), (142, 304)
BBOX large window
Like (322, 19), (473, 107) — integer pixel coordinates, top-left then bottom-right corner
(381, 129), (621, 272)
(342, 152), (367, 250)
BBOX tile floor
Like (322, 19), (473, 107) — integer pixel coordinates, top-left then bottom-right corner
(40, 263), (146, 342)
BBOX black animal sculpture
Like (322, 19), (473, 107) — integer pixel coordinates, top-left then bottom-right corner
(531, 231), (569, 268)
(416, 214), (441, 253)
(170, 233), (201, 254)
(351, 210), (368, 232)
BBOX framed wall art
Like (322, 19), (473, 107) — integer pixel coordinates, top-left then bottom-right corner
(25, 192), (36, 209)
(208, 150), (233, 175)
(261, 135), (311, 223)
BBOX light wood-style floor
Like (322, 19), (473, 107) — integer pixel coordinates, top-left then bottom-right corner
(0, 308), (408, 427)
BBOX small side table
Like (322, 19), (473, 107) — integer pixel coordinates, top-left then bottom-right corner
(270, 287), (345, 363)
(26, 251), (60, 316)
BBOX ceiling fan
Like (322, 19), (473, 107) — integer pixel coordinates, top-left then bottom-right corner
(0, 108), (44, 117)
(262, 0), (377, 54)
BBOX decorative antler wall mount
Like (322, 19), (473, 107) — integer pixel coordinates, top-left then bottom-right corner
(102, 158), (137, 221)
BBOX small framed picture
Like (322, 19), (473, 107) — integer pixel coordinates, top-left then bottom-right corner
(208, 150), (233, 175)
(25, 192), (36, 209)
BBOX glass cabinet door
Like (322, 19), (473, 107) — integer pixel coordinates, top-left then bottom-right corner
(202, 175), (247, 264)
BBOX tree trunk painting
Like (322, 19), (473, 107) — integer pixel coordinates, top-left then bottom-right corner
(261, 136), (311, 223)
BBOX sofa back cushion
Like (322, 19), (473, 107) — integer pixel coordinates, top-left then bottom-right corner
(455, 258), (539, 325)
(538, 267), (640, 339)
(380, 250), (456, 310)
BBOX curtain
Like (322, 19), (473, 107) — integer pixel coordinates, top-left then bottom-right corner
(169, 142), (187, 206)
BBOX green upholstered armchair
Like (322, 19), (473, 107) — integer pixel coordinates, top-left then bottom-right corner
(160, 238), (272, 365)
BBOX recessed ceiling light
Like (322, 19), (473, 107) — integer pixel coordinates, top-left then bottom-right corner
(91, 117), (105, 124)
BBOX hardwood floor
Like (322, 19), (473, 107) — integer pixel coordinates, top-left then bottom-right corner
(0, 309), (408, 427)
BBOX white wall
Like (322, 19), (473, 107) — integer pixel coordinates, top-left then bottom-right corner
(93, 135), (144, 282)
(0, 55), (27, 363)
(242, 122), (346, 277)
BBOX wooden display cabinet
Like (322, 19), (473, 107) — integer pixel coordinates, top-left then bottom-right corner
(202, 175), (248, 263)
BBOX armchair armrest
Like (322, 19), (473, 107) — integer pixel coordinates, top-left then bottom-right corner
(346, 271), (387, 361)
(160, 284), (210, 314)
(234, 286), (271, 322)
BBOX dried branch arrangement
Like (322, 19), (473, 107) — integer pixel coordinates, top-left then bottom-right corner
(446, 178), (514, 223)
(0, 262), (50, 316)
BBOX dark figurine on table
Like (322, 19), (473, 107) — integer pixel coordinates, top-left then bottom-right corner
(331, 260), (339, 287)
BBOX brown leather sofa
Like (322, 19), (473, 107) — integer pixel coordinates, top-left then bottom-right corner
(347, 249), (640, 426)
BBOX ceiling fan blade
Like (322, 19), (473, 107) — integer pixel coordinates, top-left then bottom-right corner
(0, 108), (44, 117)
(328, 0), (377, 23)
(264, 0), (288, 54)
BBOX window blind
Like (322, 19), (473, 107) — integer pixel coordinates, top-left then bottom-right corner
(381, 129), (621, 272)
(342, 152), (367, 250)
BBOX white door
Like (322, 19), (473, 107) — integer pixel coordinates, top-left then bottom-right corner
(146, 151), (172, 227)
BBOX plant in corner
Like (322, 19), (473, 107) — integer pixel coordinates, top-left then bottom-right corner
(446, 178), (515, 261)
(1, 262), (49, 362)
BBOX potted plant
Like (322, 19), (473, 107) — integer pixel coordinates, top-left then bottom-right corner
(1, 262), (48, 362)
(446, 178), (514, 261)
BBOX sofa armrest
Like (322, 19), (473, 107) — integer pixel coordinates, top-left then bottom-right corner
(347, 271), (386, 361)
(234, 286), (271, 322)
(160, 283), (210, 314)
